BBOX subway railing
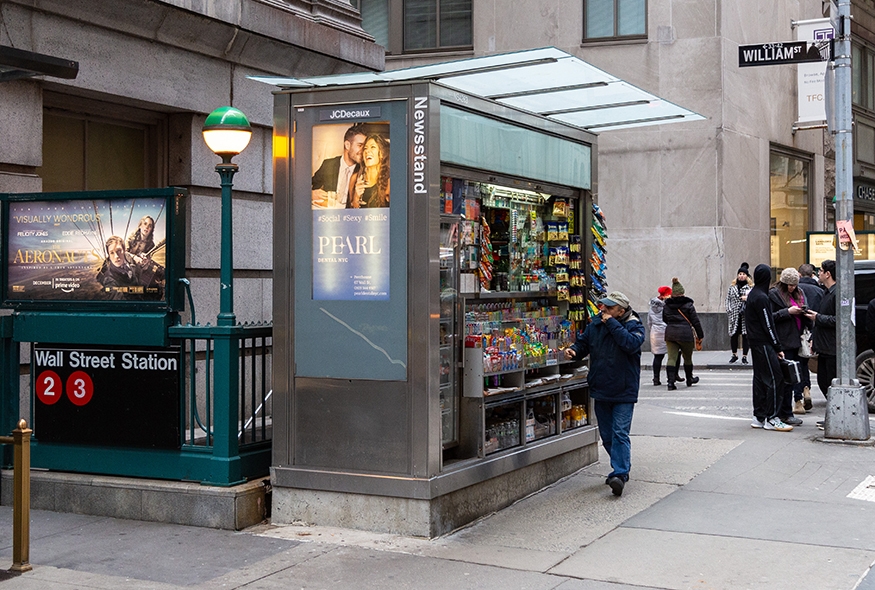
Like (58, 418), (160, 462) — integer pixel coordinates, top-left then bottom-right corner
(0, 317), (273, 486)
(167, 321), (273, 484)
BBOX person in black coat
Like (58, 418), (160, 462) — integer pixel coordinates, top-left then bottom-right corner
(797, 263), (825, 313)
(796, 263), (824, 409)
(745, 263), (792, 431)
(662, 277), (704, 391)
(804, 259), (837, 399)
(768, 267), (811, 423)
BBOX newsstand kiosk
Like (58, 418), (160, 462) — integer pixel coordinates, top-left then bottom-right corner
(267, 48), (700, 536)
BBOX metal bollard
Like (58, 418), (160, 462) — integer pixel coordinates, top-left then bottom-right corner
(0, 419), (32, 573)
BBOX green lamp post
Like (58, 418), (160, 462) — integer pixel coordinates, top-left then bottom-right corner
(202, 106), (252, 327)
(202, 106), (252, 485)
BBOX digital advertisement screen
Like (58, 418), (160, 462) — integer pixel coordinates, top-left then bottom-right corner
(6, 196), (168, 303)
(310, 121), (391, 301)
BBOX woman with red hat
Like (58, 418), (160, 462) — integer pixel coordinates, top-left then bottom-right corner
(647, 285), (672, 385)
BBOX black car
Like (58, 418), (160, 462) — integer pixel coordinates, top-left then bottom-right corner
(854, 260), (875, 411)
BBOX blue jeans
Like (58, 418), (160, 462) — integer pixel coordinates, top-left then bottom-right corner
(594, 400), (635, 481)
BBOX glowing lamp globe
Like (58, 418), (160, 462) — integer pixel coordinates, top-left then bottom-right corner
(202, 106), (252, 159)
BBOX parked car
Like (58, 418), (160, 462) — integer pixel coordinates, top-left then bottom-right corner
(854, 260), (875, 411)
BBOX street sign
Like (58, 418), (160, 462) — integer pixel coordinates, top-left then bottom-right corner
(738, 41), (825, 67)
(33, 343), (181, 449)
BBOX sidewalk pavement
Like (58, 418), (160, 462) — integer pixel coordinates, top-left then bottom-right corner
(2, 369), (874, 590)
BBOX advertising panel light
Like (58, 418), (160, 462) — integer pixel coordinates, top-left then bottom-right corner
(1, 188), (186, 310)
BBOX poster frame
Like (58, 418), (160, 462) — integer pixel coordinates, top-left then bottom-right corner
(0, 187), (187, 312)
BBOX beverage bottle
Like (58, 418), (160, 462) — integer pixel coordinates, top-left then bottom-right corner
(526, 408), (535, 442)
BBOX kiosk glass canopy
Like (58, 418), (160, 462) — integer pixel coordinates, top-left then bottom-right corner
(252, 47), (704, 133)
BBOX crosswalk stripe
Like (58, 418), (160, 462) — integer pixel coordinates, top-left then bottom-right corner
(663, 411), (752, 421)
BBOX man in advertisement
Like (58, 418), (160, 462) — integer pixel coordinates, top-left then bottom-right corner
(311, 123), (367, 209)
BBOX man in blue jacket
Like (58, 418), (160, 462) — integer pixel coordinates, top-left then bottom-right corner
(565, 291), (644, 497)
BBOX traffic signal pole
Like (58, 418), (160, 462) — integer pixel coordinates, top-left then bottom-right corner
(826, 0), (870, 441)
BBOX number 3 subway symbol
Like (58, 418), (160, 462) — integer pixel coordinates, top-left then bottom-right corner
(65, 371), (94, 406)
(36, 370), (62, 405)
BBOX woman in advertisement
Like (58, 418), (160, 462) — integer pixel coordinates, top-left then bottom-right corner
(126, 215), (156, 257)
(348, 134), (390, 209)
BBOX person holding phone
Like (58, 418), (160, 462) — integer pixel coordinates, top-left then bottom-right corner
(565, 291), (644, 497)
(768, 267), (811, 420)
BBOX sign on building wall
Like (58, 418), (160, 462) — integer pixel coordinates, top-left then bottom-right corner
(33, 343), (181, 448)
(796, 22), (834, 124)
(807, 231), (875, 267)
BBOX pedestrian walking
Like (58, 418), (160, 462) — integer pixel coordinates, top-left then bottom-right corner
(647, 285), (672, 385)
(663, 277), (704, 391)
(768, 267), (810, 423)
(565, 291), (644, 497)
(725, 262), (752, 364)
(745, 263), (792, 431)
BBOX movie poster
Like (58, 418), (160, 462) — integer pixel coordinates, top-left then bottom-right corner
(311, 121), (391, 300)
(6, 197), (167, 302)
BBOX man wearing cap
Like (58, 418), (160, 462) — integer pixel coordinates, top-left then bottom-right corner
(565, 291), (645, 497)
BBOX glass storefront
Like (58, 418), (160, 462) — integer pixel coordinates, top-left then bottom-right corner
(770, 150), (810, 272)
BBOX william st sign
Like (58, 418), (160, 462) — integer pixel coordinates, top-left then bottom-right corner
(738, 41), (826, 67)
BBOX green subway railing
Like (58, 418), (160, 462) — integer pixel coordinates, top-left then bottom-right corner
(1, 320), (272, 486)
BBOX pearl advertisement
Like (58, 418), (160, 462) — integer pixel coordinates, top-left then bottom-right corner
(310, 121), (391, 300)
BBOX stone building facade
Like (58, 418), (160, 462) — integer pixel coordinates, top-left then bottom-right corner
(358, 0), (841, 344)
(0, 0), (383, 326)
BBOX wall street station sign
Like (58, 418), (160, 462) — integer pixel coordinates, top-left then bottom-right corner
(739, 41), (826, 67)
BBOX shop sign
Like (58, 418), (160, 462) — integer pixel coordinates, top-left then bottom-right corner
(857, 185), (875, 201)
(33, 343), (181, 448)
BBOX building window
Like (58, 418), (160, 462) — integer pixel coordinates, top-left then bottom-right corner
(583, 0), (646, 41)
(769, 149), (811, 273)
(351, 0), (472, 54)
(37, 94), (166, 192)
(853, 43), (875, 112)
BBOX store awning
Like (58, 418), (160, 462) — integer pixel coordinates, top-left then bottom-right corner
(0, 46), (78, 82)
(251, 47), (704, 132)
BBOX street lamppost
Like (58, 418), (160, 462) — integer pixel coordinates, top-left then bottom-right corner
(202, 106), (252, 327)
(201, 106), (252, 484)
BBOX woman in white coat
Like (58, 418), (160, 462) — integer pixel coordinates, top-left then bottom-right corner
(647, 286), (672, 385)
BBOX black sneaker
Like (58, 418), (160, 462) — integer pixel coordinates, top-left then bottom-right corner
(742, 356), (748, 364)
(608, 476), (625, 497)
(817, 420), (824, 430)
(782, 416), (803, 426)
(729, 354), (738, 363)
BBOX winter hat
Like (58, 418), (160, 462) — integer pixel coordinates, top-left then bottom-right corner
(779, 267), (800, 286)
(737, 262), (750, 276)
(671, 277), (685, 297)
(657, 285), (672, 297)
